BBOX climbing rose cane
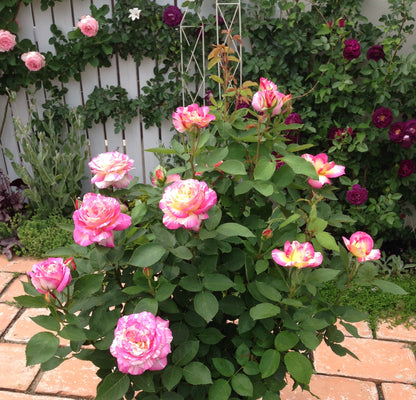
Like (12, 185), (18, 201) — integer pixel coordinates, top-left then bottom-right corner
(159, 179), (217, 231)
(272, 241), (323, 268)
(172, 103), (215, 134)
(73, 193), (132, 247)
(28, 258), (72, 294)
(110, 312), (173, 375)
(302, 153), (345, 188)
(342, 231), (381, 262)
(89, 151), (134, 189)
(77, 15), (99, 37)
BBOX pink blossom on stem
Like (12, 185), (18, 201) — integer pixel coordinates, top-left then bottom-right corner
(77, 15), (99, 37)
(0, 30), (16, 52)
(301, 153), (345, 188)
(252, 78), (291, 117)
(172, 103), (215, 134)
(89, 151), (134, 189)
(272, 241), (323, 268)
(73, 193), (132, 247)
(342, 231), (381, 262)
(110, 312), (173, 375)
(159, 179), (217, 231)
(28, 258), (72, 294)
(21, 51), (45, 71)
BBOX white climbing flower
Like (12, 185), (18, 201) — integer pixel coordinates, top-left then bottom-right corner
(128, 8), (141, 21)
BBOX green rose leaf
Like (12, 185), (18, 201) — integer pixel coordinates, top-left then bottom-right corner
(203, 274), (234, 291)
(209, 379), (232, 400)
(59, 325), (87, 341)
(308, 268), (340, 286)
(249, 303), (280, 320)
(218, 159), (247, 175)
(172, 341), (199, 366)
(129, 243), (167, 267)
(260, 349), (281, 378)
(213, 357), (235, 377)
(162, 365), (183, 391)
(73, 273), (104, 296)
(96, 371), (130, 400)
(274, 330), (299, 351)
(231, 373), (253, 397)
(199, 327), (225, 345)
(183, 362), (212, 385)
(254, 157), (275, 181)
(284, 352), (313, 385)
(194, 291), (219, 323)
(133, 298), (158, 315)
(315, 231), (339, 252)
(31, 315), (60, 332)
(15, 295), (49, 308)
(131, 202), (147, 225)
(282, 154), (318, 179)
(170, 246), (193, 260)
(26, 332), (59, 365)
(216, 223), (255, 238)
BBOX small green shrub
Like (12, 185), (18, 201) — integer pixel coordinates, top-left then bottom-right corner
(17, 214), (74, 258)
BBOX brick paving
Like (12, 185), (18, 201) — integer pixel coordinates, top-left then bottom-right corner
(1, 255), (416, 400)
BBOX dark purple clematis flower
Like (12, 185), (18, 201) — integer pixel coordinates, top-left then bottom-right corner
(372, 107), (393, 128)
(367, 45), (385, 62)
(398, 159), (415, 177)
(346, 184), (368, 205)
(343, 39), (361, 60)
(163, 5), (182, 27)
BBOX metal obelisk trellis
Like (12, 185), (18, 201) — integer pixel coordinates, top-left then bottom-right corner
(179, 0), (242, 105)
(215, 0), (242, 96)
(179, 7), (205, 106)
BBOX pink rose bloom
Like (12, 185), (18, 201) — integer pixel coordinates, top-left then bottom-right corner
(110, 312), (173, 375)
(159, 179), (217, 231)
(272, 241), (323, 268)
(301, 153), (345, 188)
(28, 258), (72, 294)
(0, 30), (16, 52)
(89, 151), (134, 189)
(172, 103), (215, 134)
(73, 193), (132, 247)
(77, 15), (99, 37)
(21, 51), (46, 71)
(252, 78), (291, 117)
(343, 231), (381, 262)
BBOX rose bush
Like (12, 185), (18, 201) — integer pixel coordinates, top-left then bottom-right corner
(17, 65), (407, 400)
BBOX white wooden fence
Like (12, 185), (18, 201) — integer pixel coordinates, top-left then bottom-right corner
(1, 0), (415, 190)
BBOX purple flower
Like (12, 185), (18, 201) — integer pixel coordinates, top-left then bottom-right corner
(328, 126), (346, 141)
(217, 15), (225, 26)
(398, 159), (415, 177)
(272, 152), (285, 170)
(367, 45), (385, 62)
(402, 119), (416, 148)
(372, 107), (393, 128)
(389, 121), (405, 143)
(284, 113), (303, 144)
(284, 112), (303, 127)
(343, 39), (361, 60)
(204, 90), (214, 106)
(346, 184), (368, 205)
(163, 5), (182, 27)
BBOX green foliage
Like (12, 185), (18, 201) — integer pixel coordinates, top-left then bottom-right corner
(18, 50), (407, 398)
(17, 214), (74, 258)
(6, 104), (87, 217)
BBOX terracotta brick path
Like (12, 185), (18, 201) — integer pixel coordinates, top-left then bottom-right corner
(1, 255), (416, 400)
